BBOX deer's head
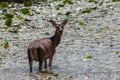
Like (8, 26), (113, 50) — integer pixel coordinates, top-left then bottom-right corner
(49, 19), (68, 35)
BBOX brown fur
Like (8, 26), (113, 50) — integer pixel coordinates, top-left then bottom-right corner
(27, 19), (68, 72)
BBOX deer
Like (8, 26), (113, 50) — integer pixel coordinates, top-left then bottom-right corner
(27, 19), (68, 72)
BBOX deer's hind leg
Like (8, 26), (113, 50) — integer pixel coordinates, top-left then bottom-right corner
(28, 49), (33, 72)
(37, 47), (44, 72)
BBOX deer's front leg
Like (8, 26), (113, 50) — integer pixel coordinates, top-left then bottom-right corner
(44, 59), (47, 69)
(49, 56), (53, 68)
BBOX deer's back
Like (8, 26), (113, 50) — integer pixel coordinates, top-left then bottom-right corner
(28, 38), (54, 61)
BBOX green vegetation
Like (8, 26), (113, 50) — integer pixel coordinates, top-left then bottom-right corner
(3, 41), (9, 49)
(116, 50), (120, 54)
(65, 11), (71, 17)
(5, 18), (13, 26)
(67, 75), (72, 78)
(9, 28), (19, 33)
(112, 0), (120, 2)
(84, 55), (93, 59)
(56, 4), (65, 10)
(110, 43), (113, 47)
(99, 2), (103, 6)
(42, 73), (50, 78)
(0, 55), (2, 60)
(2, 8), (7, 13)
(82, 7), (97, 13)
(5, 13), (14, 19)
(17, 15), (24, 20)
(53, 73), (59, 77)
(0, 2), (8, 8)
(21, 8), (31, 15)
(24, 1), (32, 7)
(79, 21), (84, 25)
(63, 0), (73, 5)
(82, 8), (91, 13)
(56, 0), (73, 10)
(88, 0), (97, 3)
(44, 32), (50, 35)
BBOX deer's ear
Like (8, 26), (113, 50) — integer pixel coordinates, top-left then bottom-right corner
(61, 19), (68, 26)
(48, 20), (56, 26)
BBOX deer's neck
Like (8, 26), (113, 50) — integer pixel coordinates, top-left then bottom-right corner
(50, 31), (62, 48)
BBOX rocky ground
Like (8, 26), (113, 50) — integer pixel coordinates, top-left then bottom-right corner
(0, 0), (120, 80)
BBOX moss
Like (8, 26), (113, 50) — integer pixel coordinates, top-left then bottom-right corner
(42, 73), (50, 78)
(17, 15), (24, 20)
(63, 0), (73, 5)
(82, 7), (97, 13)
(44, 32), (50, 35)
(110, 44), (113, 47)
(88, 0), (97, 3)
(5, 13), (14, 19)
(2, 8), (7, 13)
(0, 2), (8, 8)
(82, 8), (91, 13)
(79, 21), (84, 25)
(4, 41), (9, 49)
(56, 4), (65, 10)
(5, 18), (13, 26)
(53, 73), (59, 77)
(84, 55), (93, 59)
(99, 2), (103, 6)
(24, 1), (32, 7)
(21, 8), (31, 15)
(65, 11), (71, 17)
(116, 50), (120, 54)
(0, 55), (2, 60)
(112, 0), (120, 2)
(9, 28), (19, 33)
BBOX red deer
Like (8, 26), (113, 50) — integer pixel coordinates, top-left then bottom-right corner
(27, 19), (68, 72)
